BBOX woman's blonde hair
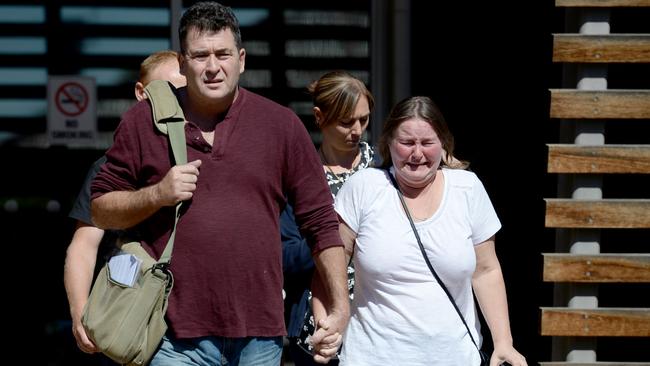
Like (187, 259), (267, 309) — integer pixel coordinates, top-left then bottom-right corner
(308, 71), (374, 128)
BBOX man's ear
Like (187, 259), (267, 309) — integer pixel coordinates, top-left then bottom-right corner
(134, 81), (146, 101)
(239, 48), (246, 74)
(179, 54), (187, 77)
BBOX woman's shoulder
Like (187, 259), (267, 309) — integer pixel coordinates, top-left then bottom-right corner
(343, 166), (388, 189)
(443, 168), (481, 188)
(352, 166), (386, 180)
(337, 167), (391, 207)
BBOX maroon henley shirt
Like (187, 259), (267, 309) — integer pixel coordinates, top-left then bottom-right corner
(91, 87), (342, 338)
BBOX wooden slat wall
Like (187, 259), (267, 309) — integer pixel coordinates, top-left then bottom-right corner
(545, 0), (650, 362)
(545, 199), (650, 228)
(549, 89), (650, 119)
(541, 308), (650, 336)
(543, 254), (650, 282)
(547, 144), (650, 173)
(553, 34), (650, 63)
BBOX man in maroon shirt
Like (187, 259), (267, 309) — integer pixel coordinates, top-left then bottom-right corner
(90, 2), (348, 365)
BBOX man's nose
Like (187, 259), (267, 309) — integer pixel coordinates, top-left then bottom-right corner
(205, 54), (219, 71)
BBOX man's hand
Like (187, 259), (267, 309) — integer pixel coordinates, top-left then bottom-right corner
(310, 245), (350, 364)
(155, 159), (202, 206)
(311, 313), (346, 363)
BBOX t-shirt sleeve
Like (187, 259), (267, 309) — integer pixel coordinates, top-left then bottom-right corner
(334, 170), (365, 234)
(469, 173), (501, 245)
(69, 156), (107, 225)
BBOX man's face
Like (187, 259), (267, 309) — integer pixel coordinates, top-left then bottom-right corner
(180, 27), (246, 103)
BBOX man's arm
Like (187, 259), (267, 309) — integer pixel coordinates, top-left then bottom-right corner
(92, 186), (163, 229)
(63, 222), (104, 354)
(310, 220), (355, 363)
(309, 220), (353, 363)
(92, 159), (202, 229)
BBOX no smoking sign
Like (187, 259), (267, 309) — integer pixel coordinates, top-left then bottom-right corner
(55, 82), (89, 117)
(47, 76), (96, 146)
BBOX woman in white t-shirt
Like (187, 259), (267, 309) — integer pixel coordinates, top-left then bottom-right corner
(330, 96), (527, 366)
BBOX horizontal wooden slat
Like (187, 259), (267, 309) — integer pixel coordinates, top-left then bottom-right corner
(541, 307), (650, 336)
(550, 89), (650, 119)
(554, 34), (650, 63)
(545, 199), (650, 228)
(543, 253), (650, 282)
(541, 362), (650, 366)
(547, 144), (650, 173)
(556, 0), (650, 5)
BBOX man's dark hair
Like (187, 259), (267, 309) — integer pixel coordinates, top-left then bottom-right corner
(179, 1), (242, 54)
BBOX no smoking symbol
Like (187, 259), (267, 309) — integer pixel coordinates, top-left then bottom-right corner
(56, 82), (89, 117)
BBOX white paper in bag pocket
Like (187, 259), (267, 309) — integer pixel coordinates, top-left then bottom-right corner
(108, 252), (143, 287)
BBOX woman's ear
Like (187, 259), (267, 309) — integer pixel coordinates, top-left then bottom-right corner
(313, 107), (323, 126)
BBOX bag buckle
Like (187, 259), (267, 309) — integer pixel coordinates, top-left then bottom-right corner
(152, 263), (170, 275)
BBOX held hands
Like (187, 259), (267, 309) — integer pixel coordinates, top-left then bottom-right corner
(310, 312), (346, 364)
(310, 287), (349, 364)
(155, 159), (202, 206)
(309, 247), (350, 364)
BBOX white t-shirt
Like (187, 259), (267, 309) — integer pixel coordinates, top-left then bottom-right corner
(335, 167), (501, 366)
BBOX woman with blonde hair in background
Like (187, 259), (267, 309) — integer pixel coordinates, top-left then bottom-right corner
(282, 70), (374, 365)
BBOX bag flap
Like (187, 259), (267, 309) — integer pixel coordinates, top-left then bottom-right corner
(144, 80), (185, 135)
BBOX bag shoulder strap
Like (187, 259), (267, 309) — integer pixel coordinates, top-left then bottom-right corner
(384, 168), (483, 355)
(143, 80), (188, 267)
(144, 80), (187, 165)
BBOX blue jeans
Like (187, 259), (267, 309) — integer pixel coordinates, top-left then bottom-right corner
(150, 334), (283, 366)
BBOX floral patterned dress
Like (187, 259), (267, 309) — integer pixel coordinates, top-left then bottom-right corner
(295, 141), (374, 355)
